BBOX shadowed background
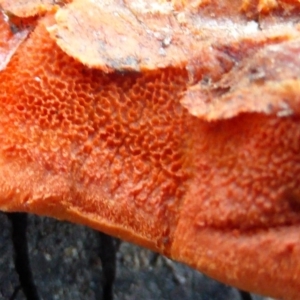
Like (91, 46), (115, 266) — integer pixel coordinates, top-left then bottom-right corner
(0, 213), (271, 300)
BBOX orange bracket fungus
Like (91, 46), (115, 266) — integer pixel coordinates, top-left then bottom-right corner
(0, 0), (300, 299)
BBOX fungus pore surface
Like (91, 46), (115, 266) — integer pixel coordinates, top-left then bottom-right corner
(0, 1), (300, 299)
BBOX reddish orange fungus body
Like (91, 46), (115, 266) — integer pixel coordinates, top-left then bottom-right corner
(0, 0), (300, 299)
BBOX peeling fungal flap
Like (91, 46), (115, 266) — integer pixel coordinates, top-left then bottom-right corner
(0, 10), (33, 71)
(46, 0), (191, 72)
(44, 0), (300, 120)
(0, 0), (59, 17)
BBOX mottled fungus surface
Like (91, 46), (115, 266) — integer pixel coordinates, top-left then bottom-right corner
(0, 0), (300, 299)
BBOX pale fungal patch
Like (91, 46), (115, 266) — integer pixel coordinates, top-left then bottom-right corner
(128, 0), (174, 14)
(277, 102), (294, 117)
